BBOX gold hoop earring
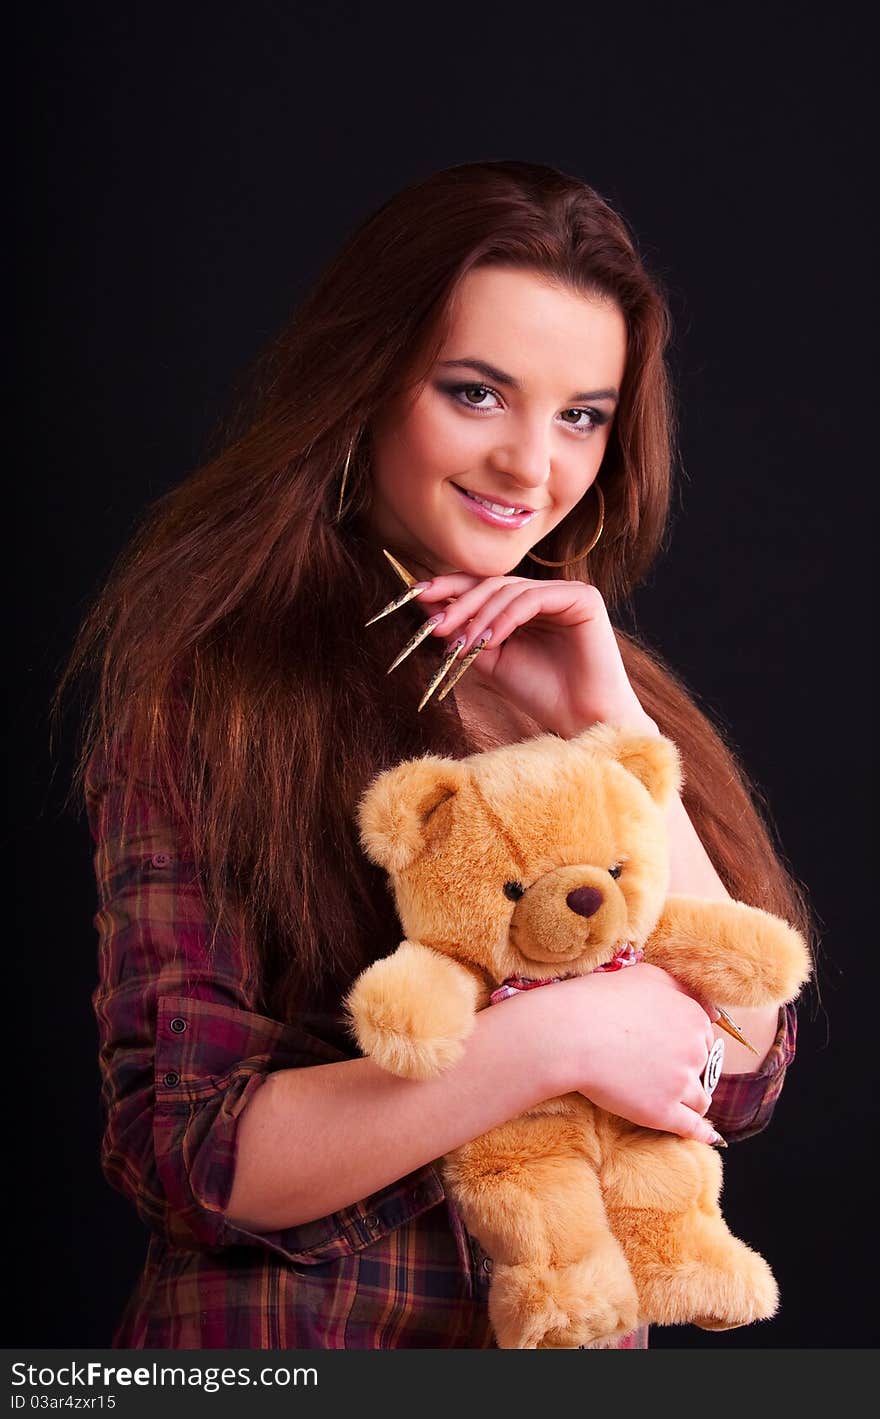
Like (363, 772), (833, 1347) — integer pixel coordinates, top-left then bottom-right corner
(525, 483), (605, 568)
(333, 436), (358, 523)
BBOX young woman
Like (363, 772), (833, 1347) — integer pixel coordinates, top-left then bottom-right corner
(62, 159), (810, 1349)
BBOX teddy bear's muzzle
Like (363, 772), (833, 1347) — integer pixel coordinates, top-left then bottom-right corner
(511, 870), (627, 968)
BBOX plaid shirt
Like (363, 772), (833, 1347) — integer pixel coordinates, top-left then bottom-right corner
(86, 745), (798, 1351)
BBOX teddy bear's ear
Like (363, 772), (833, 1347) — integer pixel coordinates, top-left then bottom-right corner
(579, 723), (684, 806)
(356, 755), (468, 874)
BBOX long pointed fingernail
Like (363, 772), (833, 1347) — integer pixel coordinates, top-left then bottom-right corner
(417, 637), (467, 711)
(715, 1007), (759, 1054)
(382, 548), (420, 587)
(387, 614), (444, 672)
(364, 582), (431, 627)
(436, 631), (492, 701)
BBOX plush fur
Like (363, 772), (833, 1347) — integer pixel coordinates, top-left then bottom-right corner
(345, 723), (811, 1348)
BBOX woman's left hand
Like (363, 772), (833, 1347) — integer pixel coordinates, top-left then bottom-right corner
(413, 572), (656, 738)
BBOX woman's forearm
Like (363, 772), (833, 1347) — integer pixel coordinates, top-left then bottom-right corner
(225, 945), (740, 1235)
(224, 987), (569, 1233)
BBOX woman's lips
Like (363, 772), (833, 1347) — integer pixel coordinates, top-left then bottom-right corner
(451, 483), (538, 529)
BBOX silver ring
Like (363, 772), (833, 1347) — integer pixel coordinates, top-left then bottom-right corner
(701, 1038), (725, 1097)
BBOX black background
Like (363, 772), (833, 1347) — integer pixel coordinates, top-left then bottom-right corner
(14, 2), (875, 1347)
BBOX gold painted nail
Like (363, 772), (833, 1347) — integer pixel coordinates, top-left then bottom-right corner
(417, 638), (467, 711)
(382, 548), (420, 587)
(387, 615), (444, 673)
(364, 583), (431, 627)
(436, 632), (492, 701)
(715, 1007), (759, 1054)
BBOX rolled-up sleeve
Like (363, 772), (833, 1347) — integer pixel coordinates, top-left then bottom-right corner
(707, 1002), (798, 1144)
(87, 743), (445, 1266)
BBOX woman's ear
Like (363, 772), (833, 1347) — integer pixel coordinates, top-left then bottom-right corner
(356, 754), (468, 873)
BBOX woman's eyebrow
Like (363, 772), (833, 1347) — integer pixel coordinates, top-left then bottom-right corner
(438, 357), (619, 405)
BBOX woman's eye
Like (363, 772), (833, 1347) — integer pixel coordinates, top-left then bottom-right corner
(608, 864), (622, 880)
(560, 406), (608, 433)
(442, 382), (608, 435)
(503, 880), (526, 901)
(447, 382), (500, 411)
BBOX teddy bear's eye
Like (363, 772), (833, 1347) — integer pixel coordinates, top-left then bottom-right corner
(503, 880), (526, 901)
(608, 864), (623, 880)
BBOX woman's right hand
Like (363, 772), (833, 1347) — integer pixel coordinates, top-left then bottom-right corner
(545, 963), (723, 1144)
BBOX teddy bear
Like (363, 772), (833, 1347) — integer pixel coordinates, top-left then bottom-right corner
(344, 722), (811, 1349)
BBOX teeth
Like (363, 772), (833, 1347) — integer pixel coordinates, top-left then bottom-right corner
(465, 489), (528, 516)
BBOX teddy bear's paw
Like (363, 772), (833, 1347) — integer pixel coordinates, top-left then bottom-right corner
(690, 1247), (780, 1330)
(345, 944), (479, 1079)
(639, 1246), (779, 1331)
(543, 1255), (641, 1350)
(490, 1255), (639, 1351)
(351, 1013), (468, 1079)
(706, 906), (811, 1008)
(750, 917), (812, 1004)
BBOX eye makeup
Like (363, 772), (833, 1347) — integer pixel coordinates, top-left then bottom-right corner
(437, 380), (611, 435)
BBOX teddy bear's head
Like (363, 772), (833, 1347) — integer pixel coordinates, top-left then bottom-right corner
(357, 722), (682, 987)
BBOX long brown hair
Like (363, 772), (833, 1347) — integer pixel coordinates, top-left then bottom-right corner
(55, 159), (813, 1023)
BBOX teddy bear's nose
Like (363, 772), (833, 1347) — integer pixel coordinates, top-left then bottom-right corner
(566, 886), (604, 919)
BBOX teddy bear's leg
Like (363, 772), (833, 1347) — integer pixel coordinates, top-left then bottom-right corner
(602, 1130), (779, 1331)
(443, 1115), (640, 1349)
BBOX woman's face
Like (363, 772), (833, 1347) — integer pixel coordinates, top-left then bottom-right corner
(366, 265), (627, 581)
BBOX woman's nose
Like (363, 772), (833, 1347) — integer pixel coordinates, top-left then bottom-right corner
(490, 427), (552, 490)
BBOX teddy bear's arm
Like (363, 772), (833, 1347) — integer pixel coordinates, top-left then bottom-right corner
(643, 895), (811, 1008)
(344, 940), (482, 1080)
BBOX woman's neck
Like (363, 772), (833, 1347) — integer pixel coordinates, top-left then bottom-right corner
(453, 671), (544, 751)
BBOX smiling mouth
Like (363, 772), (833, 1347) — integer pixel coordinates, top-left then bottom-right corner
(454, 485), (534, 514)
(451, 482), (547, 527)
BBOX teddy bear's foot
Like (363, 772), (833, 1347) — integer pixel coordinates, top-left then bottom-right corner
(489, 1252), (640, 1350)
(636, 1243), (779, 1331)
(690, 1247), (779, 1331)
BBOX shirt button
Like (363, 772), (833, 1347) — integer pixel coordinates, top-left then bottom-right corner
(482, 1257), (494, 1274)
(169, 1017), (187, 1033)
(150, 853), (171, 868)
(363, 1214), (380, 1230)
(163, 1071), (181, 1087)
